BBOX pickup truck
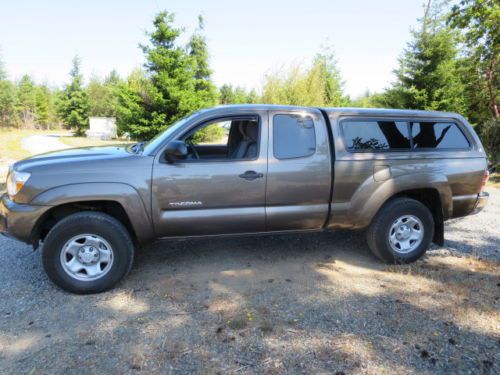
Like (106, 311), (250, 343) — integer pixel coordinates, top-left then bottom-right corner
(0, 105), (489, 293)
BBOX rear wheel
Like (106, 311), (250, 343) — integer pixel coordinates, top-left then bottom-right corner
(42, 211), (134, 294)
(367, 198), (434, 264)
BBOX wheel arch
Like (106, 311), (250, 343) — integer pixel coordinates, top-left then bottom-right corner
(351, 173), (451, 246)
(30, 183), (154, 247)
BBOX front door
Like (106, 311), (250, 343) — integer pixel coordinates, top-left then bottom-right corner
(152, 113), (268, 237)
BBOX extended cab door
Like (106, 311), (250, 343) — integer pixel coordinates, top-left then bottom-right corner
(266, 109), (332, 231)
(151, 112), (268, 237)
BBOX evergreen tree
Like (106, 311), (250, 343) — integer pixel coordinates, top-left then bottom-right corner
(87, 71), (122, 117)
(57, 56), (89, 136)
(115, 68), (153, 138)
(219, 84), (234, 104)
(16, 75), (37, 128)
(449, 0), (499, 122)
(312, 47), (350, 106)
(0, 80), (16, 128)
(246, 89), (258, 104)
(136, 12), (199, 139)
(34, 84), (50, 128)
(187, 15), (218, 106)
(0, 53), (17, 127)
(219, 84), (257, 104)
(0, 51), (5, 81)
(384, 1), (466, 112)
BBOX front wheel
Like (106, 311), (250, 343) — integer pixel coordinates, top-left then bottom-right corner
(42, 211), (135, 294)
(367, 198), (434, 264)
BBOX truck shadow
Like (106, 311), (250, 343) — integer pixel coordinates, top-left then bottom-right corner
(138, 230), (378, 272)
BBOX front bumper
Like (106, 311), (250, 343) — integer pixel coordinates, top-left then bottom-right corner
(472, 192), (489, 215)
(0, 193), (51, 244)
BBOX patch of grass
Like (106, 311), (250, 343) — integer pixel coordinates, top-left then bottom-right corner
(59, 136), (131, 148)
(227, 315), (248, 330)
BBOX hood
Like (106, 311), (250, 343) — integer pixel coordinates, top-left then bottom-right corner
(14, 145), (133, 172)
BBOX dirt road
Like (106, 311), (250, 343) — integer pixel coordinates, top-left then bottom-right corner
(20, 134), (69, 155)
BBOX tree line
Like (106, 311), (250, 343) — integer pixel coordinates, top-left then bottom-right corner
(0, 0), (497, 159)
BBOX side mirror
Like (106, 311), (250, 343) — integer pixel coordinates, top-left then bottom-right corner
(164, 140), (188, 163)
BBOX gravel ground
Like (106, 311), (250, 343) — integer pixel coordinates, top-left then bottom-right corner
(0, 189), (498, 374)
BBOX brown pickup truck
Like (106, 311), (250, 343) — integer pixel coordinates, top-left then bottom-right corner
(1, 105), (489, 293)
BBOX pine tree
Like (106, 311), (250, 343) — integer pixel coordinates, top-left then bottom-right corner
(187, 15), (218, 106)
(384, 1), (466, 112)
(219, 84), (257, 104)
(138, 12), (195, 139)
(115, 68), (154, 138)
(0, 53), (17, 127)
(57, 56), (89, 136)
(87, 71), (122, 118)
(127, 11), (220, 139)
(449, 0), (499, 122)
(16, 75), (37, 128)
(0, 51), (6, 81)
(35, 84), (50, 129)
(312, 47), (349, 106)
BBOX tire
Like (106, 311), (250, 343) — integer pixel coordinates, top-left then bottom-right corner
(42, 211), (135, 294)
(366, 198), (434, 264)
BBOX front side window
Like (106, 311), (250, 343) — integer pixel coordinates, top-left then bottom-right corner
(411, 122), (470, 149)
(182, 117), (259, 160)
(187, 120), (231, 146)
(342, 120), (411, 151)
(273, 114), (316, 159)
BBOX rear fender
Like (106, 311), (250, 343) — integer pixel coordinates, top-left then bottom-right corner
(351, 173), (452, 229)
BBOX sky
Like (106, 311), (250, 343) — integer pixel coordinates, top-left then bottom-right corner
(0, 0), (426, 98)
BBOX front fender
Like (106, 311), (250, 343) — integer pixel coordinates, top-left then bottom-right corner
(351, 172), (452, 229)
(32, 182), (154, 244)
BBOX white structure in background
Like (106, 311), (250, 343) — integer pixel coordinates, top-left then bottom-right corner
(86, 117), (117, 139)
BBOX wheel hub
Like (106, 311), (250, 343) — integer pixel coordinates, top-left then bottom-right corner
(77, 245), (100, 264)
(396, 224), (411, 240)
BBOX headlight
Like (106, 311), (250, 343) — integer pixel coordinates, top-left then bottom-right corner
(7, 169), (31, 197)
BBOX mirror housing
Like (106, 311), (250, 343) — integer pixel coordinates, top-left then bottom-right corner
(164, 140), (188, 163)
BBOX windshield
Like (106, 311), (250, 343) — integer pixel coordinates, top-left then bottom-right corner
(142, 112), (199, 155)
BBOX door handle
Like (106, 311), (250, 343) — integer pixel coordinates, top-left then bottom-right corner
(239, 170), (264, 180)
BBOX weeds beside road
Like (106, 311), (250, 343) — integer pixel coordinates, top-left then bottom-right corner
(0, 188), (498, 374)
